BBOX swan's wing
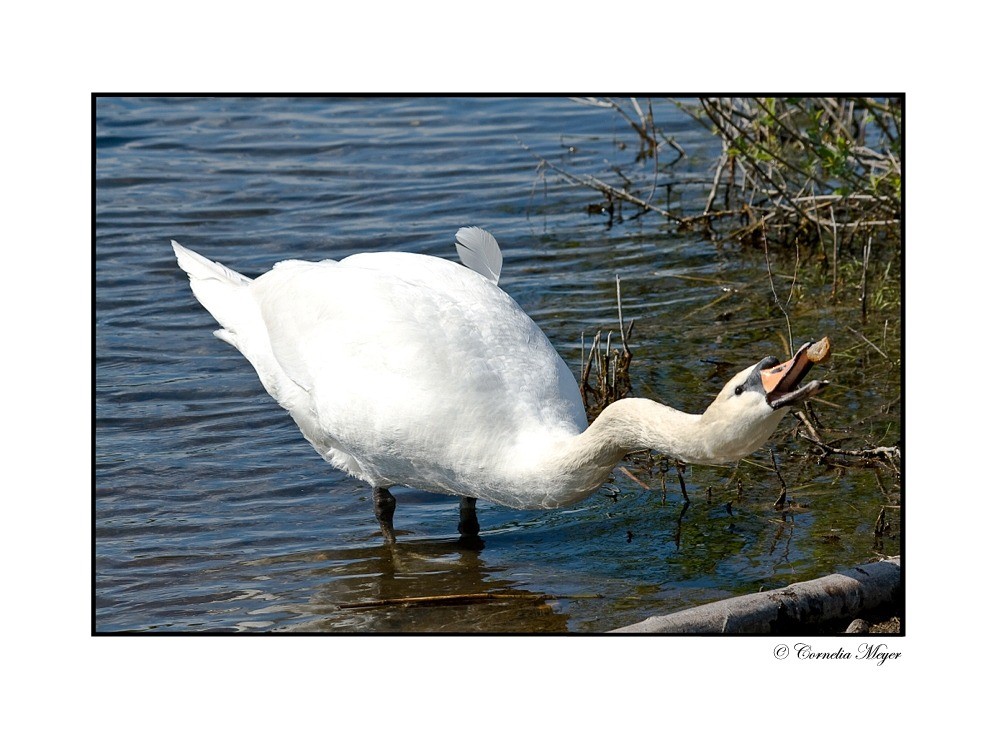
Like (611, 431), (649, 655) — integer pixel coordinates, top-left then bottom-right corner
(455, 227), (503, 285)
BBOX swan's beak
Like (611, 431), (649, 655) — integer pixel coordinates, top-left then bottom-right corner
(761, 338), (830, 409)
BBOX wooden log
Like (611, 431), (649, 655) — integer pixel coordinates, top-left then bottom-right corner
(609, 556), (900, 634)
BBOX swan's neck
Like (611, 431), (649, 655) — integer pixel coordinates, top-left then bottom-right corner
(512, 399), (694, 508)
(518, 397), (783, 509)
(584, 398), (708, 463)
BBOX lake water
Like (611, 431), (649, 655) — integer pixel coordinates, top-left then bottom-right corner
(95, 96), (901, 632)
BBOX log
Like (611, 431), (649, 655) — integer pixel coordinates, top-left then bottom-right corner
(609, 556), (900, 634)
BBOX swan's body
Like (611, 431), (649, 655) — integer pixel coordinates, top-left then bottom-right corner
(173, 228), (827, 539)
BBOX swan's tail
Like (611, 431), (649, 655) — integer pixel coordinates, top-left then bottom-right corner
(172, 240), (313, 423)
(171, 240), (254, 350)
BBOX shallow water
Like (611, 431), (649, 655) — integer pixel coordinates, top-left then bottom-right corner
(95, 96), (901, 632)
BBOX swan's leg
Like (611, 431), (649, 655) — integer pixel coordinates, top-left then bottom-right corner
(458, 496), (480, 538)
(675, 461), (690, 503)
(372, 486), (397, 543)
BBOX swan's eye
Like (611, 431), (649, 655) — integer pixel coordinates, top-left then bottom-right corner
(734, 384), (745, 396)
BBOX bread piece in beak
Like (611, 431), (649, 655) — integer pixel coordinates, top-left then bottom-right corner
(761, 337), (831, 409)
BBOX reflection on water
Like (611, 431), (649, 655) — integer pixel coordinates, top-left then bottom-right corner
(95, 97), (900, 632)
(257, 540), (569, 633)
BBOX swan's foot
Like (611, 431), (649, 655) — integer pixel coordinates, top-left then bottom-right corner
(457, 496), (484, 549)
(373, 486), (397, 544)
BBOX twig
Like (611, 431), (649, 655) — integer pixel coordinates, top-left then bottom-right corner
(872, 469), (893, 499)
(770, 449), (787, 510)
(640, 98), (661, 207)
(580, 331), (601, 409)
(804, 440), (900, 461)
(790, 193), (895, 204)
(338, 592), (557, 609)
(873, 507), (888, 538)
(860, 234), (872, 323)
(661, 136), (686, 165)
(800, 433), (900, 476)
(519, 140), (683, 222)
(680, 289), (734, 321)
(847, 325), (889, 359)
(618, 466), (653, 490)
(704, 138), (728, 215)
(762, 235), (794, 355)
(793, 410), (822, 443)
(806, 401), (825, 429)
(829, 200), (839, 299)
(616, 275), (632, 360)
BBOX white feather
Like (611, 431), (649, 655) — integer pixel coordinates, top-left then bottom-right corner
(454, 226), (503, 284)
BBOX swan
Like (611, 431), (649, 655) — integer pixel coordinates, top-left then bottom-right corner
(172, 227), (829, 544)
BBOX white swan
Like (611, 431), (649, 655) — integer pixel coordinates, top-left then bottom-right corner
(172, 228), (828, 543)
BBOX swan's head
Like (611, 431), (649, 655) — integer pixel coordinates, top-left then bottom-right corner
(695, 339), (829, 463)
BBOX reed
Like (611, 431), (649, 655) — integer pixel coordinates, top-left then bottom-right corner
(579, 275), (633, 419)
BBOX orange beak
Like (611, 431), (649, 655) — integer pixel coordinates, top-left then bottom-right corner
(762, 338), (830, 408)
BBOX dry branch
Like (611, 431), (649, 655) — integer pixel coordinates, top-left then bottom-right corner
(610, 556), (900, 633)
(519, 140), (683, 222)
(338, 592), (555, 610)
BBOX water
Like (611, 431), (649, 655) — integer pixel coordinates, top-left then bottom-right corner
(95, 96), (901, 632)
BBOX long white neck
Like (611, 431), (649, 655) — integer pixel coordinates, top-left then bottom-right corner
(509, 397), (785, 509)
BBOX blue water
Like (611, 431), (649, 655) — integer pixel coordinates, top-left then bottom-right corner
(95, 96), (900, 632)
